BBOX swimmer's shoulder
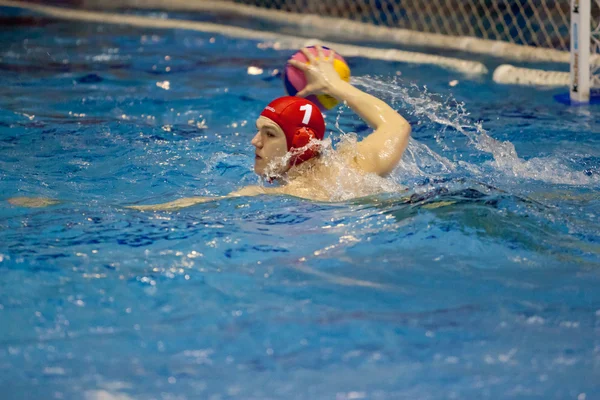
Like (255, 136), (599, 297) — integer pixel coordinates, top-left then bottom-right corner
(330, 140), (371, 174)
(279, 169), (333, 201)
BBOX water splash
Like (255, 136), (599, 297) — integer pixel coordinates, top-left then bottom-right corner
(254, 74), (596, 202)
(351, 76), (599, 187)
(260, 136), (404, 201)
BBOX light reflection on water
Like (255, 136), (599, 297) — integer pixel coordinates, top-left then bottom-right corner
(0, 8), (599, 400)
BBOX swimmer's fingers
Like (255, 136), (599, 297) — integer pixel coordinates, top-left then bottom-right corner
(288, 59), (310, 71)
(296, 82), (320, 97)
(300, 47), (316, 63)
(295, 87), (311, 98)
(328, 49), (336, 63)
(316, 45), (325, 60)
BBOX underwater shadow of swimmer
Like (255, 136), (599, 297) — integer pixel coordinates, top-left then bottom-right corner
(351, 181), (598, 265)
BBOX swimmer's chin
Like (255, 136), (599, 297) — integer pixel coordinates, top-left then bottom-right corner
(254, 166), (288, 181)
(254, 159), (291, 177)
(253, 162), (278, 177)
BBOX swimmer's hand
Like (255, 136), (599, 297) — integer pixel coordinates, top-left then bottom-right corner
(7, 197), (61, 208)
(288, 45), (344, 98)
(292, 46), (412, 177)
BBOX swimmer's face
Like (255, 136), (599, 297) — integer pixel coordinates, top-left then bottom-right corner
(252, 116), (289, 175)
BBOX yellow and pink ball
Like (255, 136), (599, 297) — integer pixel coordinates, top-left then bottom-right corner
(283, 46), (351, 111)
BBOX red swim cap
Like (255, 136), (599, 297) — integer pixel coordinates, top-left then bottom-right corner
(260, 96), (325, 165)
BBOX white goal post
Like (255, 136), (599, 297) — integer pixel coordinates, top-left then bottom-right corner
(571, 0), (592, 103)
(48, 0), (600, 103)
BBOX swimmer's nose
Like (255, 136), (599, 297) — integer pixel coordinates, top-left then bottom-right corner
(251, 132), (262, 148)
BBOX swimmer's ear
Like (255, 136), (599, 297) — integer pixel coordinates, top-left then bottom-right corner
(289, 127), (319, 166)
(291, 127), (316, 149)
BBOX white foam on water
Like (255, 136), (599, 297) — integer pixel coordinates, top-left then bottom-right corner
(251, 74), (597, 202)
(260, 136), (405, 201)
(351, 76), (599, 187)
(215, 75), (595, 201)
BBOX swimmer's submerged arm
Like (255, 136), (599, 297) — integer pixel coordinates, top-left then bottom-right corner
(6, 197), (61, 208)
(127, 185), (278, 211)
(7, 187), (278, 211)
(5, 196), (205, 210)
(126, 196), (216, 211)
(290, 46), (411, 176)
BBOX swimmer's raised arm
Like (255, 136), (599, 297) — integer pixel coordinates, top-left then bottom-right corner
(289, 46), (411, 176)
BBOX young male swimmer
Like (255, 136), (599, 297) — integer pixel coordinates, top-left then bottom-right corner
(128, 46), (411, 210)
(7, 46), (411, 210)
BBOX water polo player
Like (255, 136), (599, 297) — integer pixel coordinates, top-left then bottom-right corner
(125, 46), (411, 210)
(7, 46), (411, 209)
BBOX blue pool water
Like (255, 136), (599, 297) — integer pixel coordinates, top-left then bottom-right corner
(1, 6), (599, 400)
